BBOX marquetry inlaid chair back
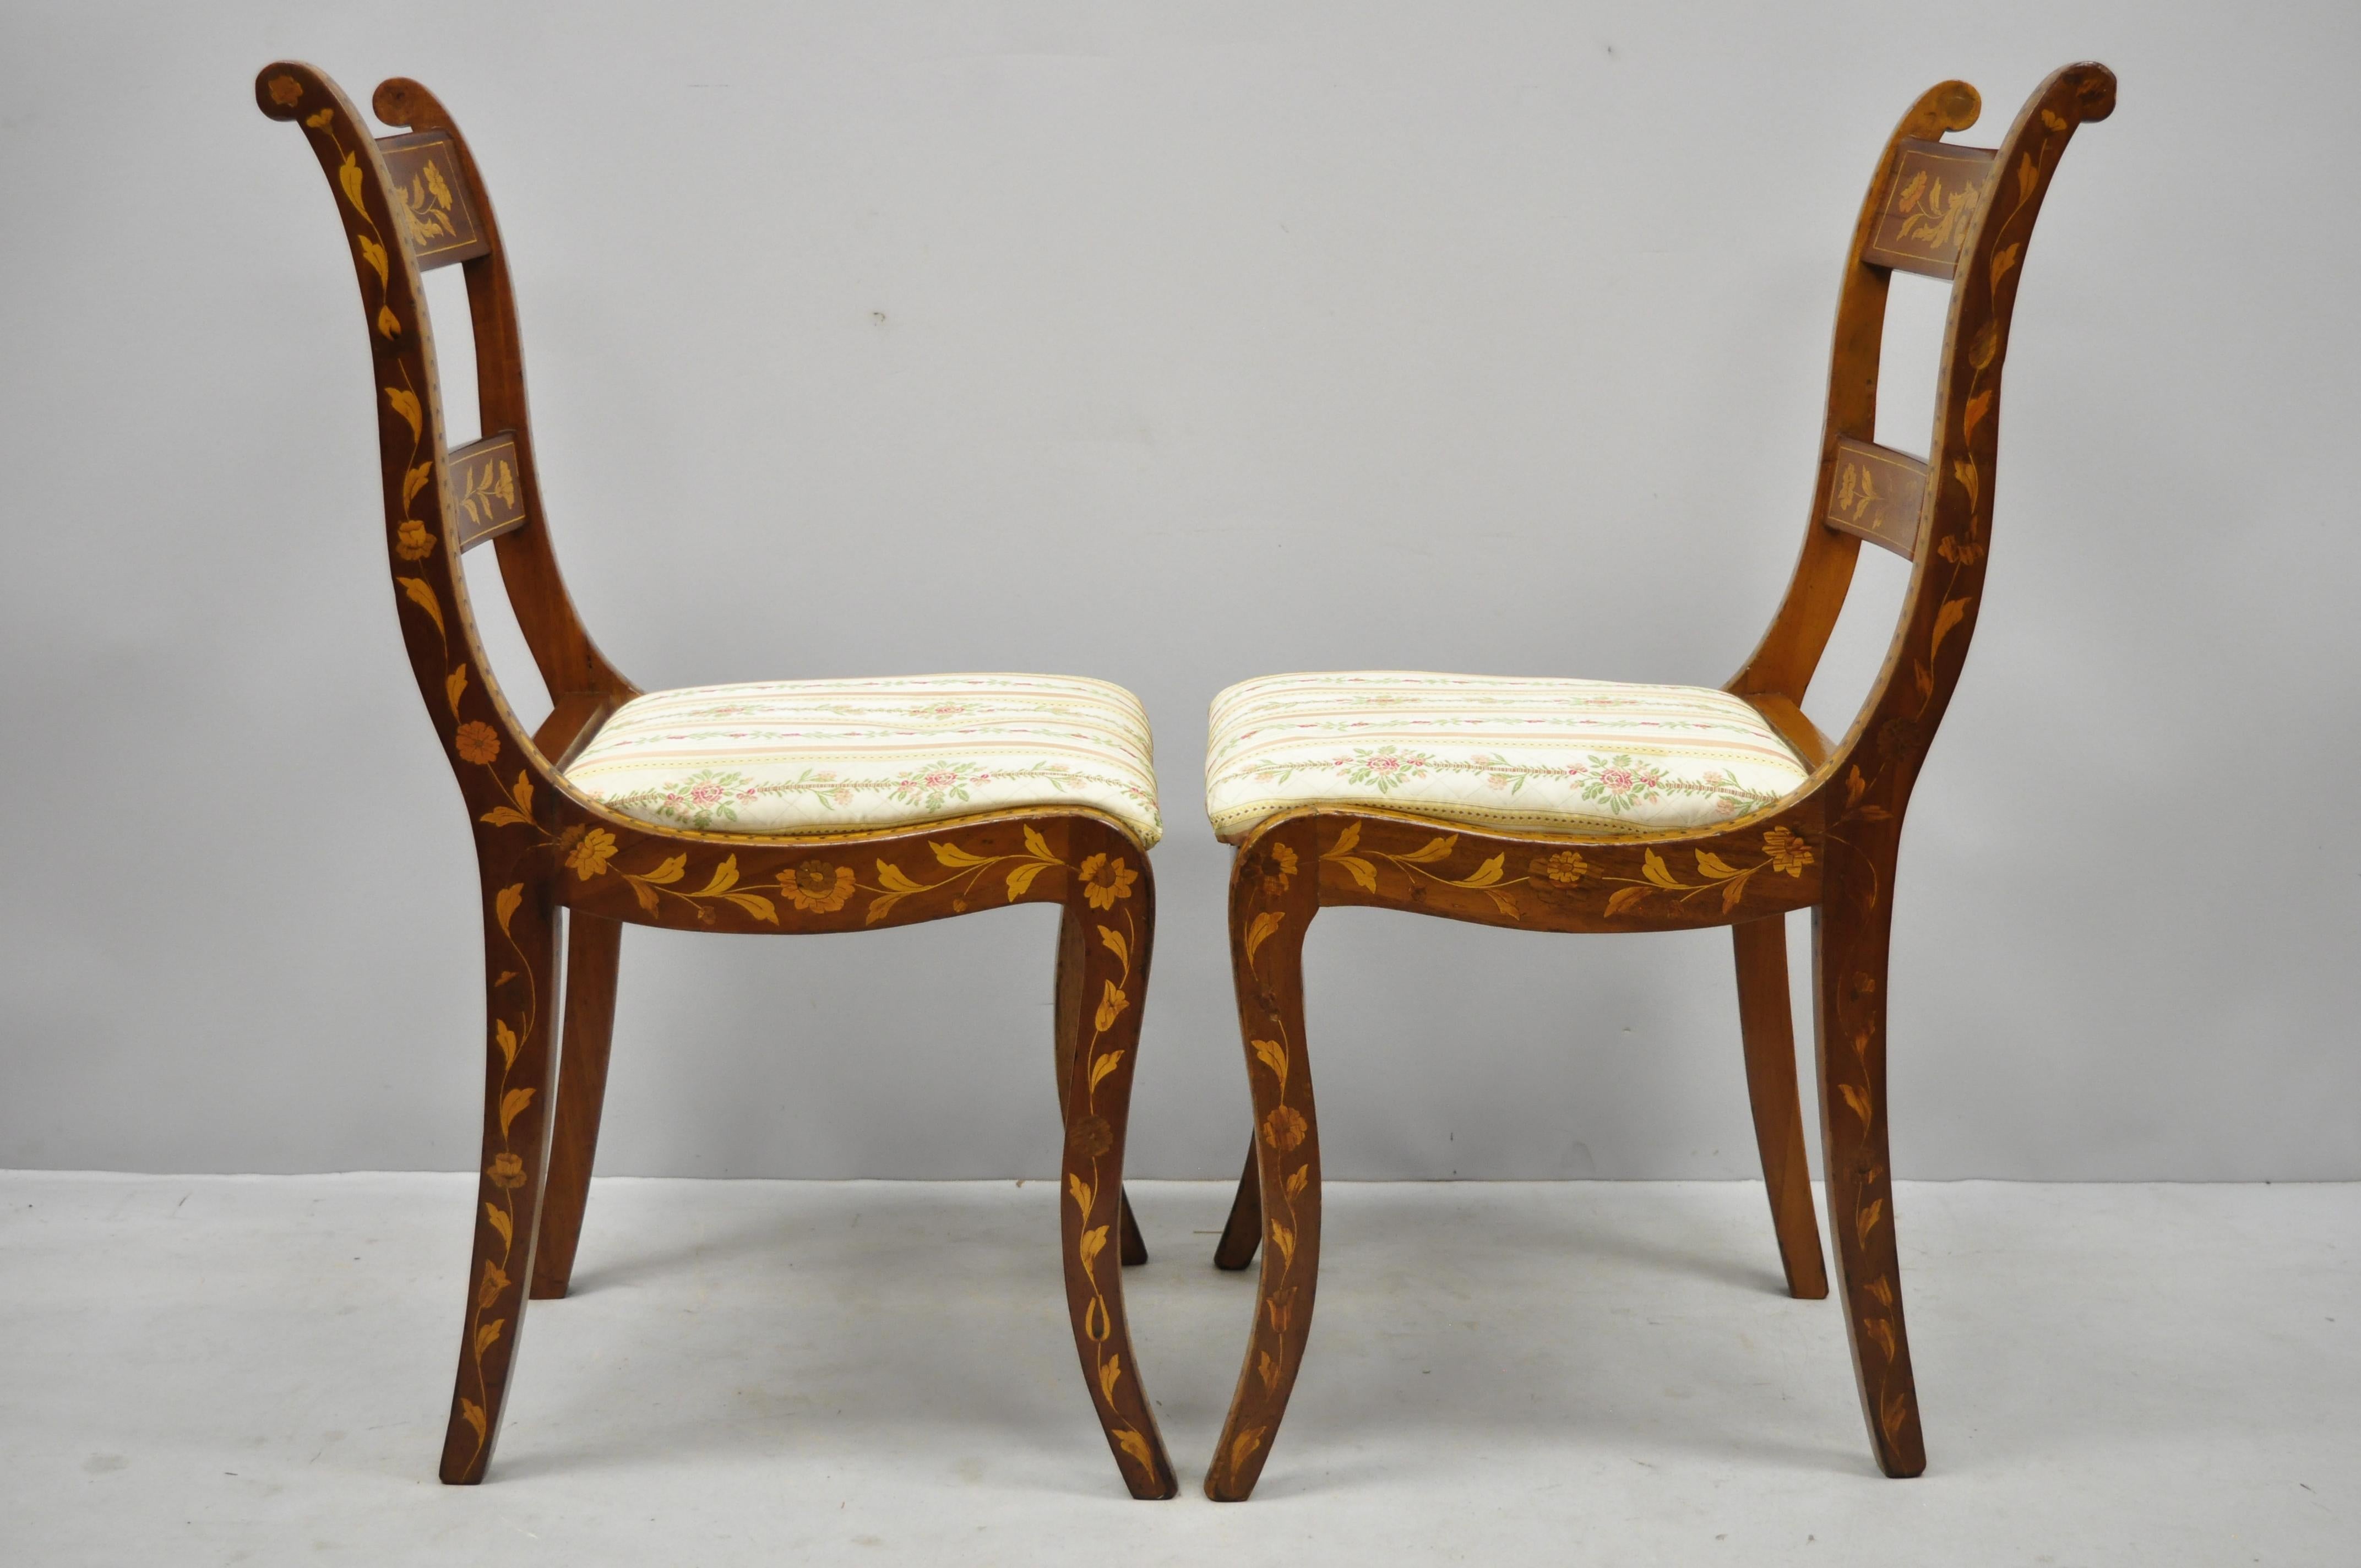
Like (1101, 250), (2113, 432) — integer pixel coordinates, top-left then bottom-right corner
(1729, 72), (2111, 765)
(1203, 66), (2115, 1500)
(257, 63), (1176, 1499)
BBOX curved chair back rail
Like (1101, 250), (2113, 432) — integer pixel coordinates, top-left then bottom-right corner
(256, 63), (1176, 1499)
(1204, 64), (2115, 1501)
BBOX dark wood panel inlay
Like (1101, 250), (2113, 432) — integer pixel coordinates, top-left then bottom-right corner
(1862, 138), (1995, 276)
(1823, 437), (1925, 558)
(449, 433), (527, 549)
(376, 130), (488, 268)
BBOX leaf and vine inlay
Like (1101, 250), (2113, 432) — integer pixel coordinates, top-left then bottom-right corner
(395, 154), (459, 249)
(1318, 819), (1813, 921)
(1818, 95), (2085, 1469)
(1222, 829), (1309, 1493)
(455, 881), (538, 1469)
(298, 107), (442, 583)
(274, 66), (1175, 1495)
(1053, 847), (1155, 1479)
(535, 821), (1084, 929)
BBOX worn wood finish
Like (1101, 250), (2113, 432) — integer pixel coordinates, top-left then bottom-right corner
(258, 62), (1174, 1498)
(1207, 66), (2115, 1496)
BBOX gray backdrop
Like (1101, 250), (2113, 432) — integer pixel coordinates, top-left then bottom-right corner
(4, 2), (2355, 1182)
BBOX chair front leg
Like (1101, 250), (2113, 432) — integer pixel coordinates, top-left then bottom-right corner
(531, 910), (622, 1299)
(1732, 914), (1830, 1298)
(1055, 835), (1176, 1499)
(1207, 817), (1322, 1501)
(440, 872), (561, 1484)
(1813, 856), (1927, 1476)
(1056, 903), (1147, 1265)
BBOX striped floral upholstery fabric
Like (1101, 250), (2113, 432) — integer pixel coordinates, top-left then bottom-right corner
(565, 674), (1161, 845)
(1205, 671), (1808, 840)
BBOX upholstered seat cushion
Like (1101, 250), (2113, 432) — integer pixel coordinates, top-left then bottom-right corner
(565, 674), (1160, 845)
(1205, 671), (1808, 840)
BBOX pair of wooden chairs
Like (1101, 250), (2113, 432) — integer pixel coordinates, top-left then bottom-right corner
(257, 59), (2113, 1501)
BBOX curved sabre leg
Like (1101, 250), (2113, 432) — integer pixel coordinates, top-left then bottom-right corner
(1733, 914), (1830, 1298)
(1058, 902), (1149, 1265)
(531, 911), (622, 1299)
(439, 874), (559, 1483)
(1053, 832), (1177, 1498)
(1814, 858), (1926, 1476)
(1207, 818), (1321, 1501)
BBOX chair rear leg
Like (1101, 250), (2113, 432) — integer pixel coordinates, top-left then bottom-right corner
(1813, 866), (1927, 1477)
(531, 911), (623, 1299)
(440, 874), (561, 1484)
(1058, 903), (1147, 1265)
(1211, 1139), (1261, 1270)
(1117, 1187), (1147, 1266)
(1732, 914), (1830, 1298)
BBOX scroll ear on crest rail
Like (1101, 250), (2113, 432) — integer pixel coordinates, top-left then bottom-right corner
(1836, 59), (2120, 760)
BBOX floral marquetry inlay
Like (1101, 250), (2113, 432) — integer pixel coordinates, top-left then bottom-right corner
(1863, 138), (1996, 274)
(1315, 818), (1817, 924)
(375, 131), (486, 265)
(1201, 64), (2114, 1498)
(264, 60), (1177, 1498)
(1824, 438), (1928, 558)
(448, 434), (527, 549)
(1212, 818), (1319, 1500)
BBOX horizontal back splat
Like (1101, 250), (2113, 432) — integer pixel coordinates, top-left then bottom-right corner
(448, 433), (527, 549)
(1822, 437), (1926, 557)
(1862, 138), (1996, 276)
(376, 130), (489, 268)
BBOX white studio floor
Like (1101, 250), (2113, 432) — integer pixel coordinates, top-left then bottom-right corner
(1, 1175), (2352, 1566)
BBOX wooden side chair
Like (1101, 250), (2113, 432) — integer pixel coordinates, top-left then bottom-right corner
(255, 63), (1177, 1498)
(1197, 65), (2116, 1500)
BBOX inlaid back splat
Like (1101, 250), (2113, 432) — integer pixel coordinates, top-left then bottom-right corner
(448, 434), (527, 551)
(1861, 138), (1997, 276)
(1823, 438), (1927, 558)
(375, 131), (489, 268)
